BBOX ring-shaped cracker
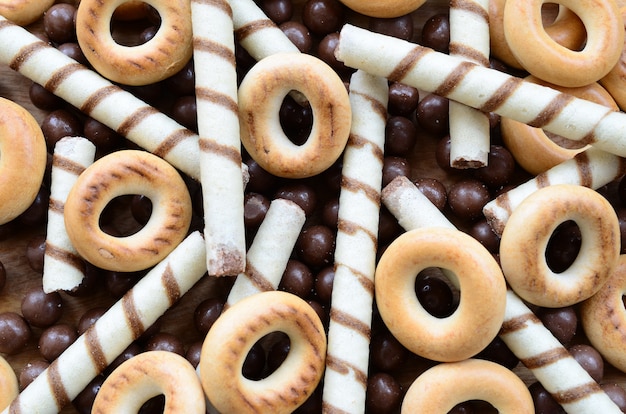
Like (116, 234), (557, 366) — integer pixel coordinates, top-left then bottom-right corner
(0, 355), (18, 411)
(336, 0), (426, 18)
(238, 52), (351, 179)
(0, 0), (55, 26)
(91, 351), (205, 414)
(64, 150), (192, 272)
(75, 0), (193, 86)
(0, 97), (47, 225)
(374, 227), (507, 362)
(503, 0), (624, 87)
(199, 290), (326, 414)
(401, 359), (534, 414)
(500, 184), (620, 307)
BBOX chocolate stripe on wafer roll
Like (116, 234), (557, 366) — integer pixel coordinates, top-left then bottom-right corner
(335, 24), (626, 158)
(42, 137), (95, 293)
(500, 290), (621, 413)
(2, 232), (207, 414)
(322, 70), (388, 414)
(381, 176), (622, 413)
(225, 198), (306, 307)
(0, 16), (201, 180)
(448, 0), (491, 168)
(483, 146), (626, 236)
(191, 0), (246, 276)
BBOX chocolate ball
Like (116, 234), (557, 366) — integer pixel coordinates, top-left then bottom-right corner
(43, 3), (77, 44)
(365, 372), (403, 414)
(537, 306), (578, 346)
(567, 344), (604, 383)
(388, 82), (419, 117)
(194, 298), (224, 336)
(296, 225), (336, 269)
(144, 332), (186, 356)
(280, 21), (313, 53)
(421, 13), (450, 53)
(301, 0), (345, 36)
(416, 93), (449, 136)
(19, 359), (50, 389)
(38, 323), (78, 361)
(21, 287), (64, 329)
(0, 312), (32, 355)
(447, 179), (491, 221)
(385, 116), (418, 156)
(369, 13), (414, 41)
(279, 259), (314, 298)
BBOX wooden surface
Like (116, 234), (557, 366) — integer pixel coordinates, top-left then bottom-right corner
(0, 1), (625, 413)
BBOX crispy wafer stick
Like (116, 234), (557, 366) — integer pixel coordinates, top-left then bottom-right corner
(0, 16), (201, 180)
(191, 0), (246, 276)
(448, 0), (491, 168)
(225, 198), (306, 307)
(483, 147), (626, 236)
(322, 70), (388, 414)
(381, 176), (622, 413)
(42, 136), (96, 293)
(335, 24), (626, 158)
(2, 232), (207, 414)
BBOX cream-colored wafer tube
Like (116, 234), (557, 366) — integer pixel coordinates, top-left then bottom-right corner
(191, 0), (246, 276)
(483, 146), (626, 236)
(225, 198), (306, 307)
(3, 231), (207, 414)
(0, 16), (201, 180)
(335, 24), (626, 158)
(500, 290), (621, 413)
(381, 176), (622, 413)
(448, 0), (491, 168)
(322, 70), (388, 414)
(42, 136), (96, 293)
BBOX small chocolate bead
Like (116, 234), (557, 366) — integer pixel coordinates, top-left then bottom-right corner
(77, 306), (107, 336)
(39, 323), (78, 361)
(280, 21), (313, 53)
(365, 372), (403, 414)
(19, 185), (50, 227)
(475, 336), (519, 370)
(567, 344), (604, 383)
(267, 333), (290, 373)
(21, 287), (63, 329)
(601, 383), (626, 412)
(105, 270), (141, 298)
(545, 221), (581, 273)
(19, 359), (50, 389)
(369, 14), (414, 40)
(301, 0), (345, 36)
(244, 192), (270, 229)
(245, 158), (279, 195)
(473, 145), (516, 189)
(107, 342), (143, 375)
(144, 332), (186, 356)
(139, 25), (158, 44)
(537, 306), (578, 346)
(294, 387), (323, 414)
(164, 59), (195, 96)
(280, 259), (314, 298)
(413, 177), (447, 211)
(382, 156), (411, 188)
(170, 95), (198, 131)
(317, 32), (351, 75)
(0, 261), (6, 292)
(435, 135), (453, 171)
(296, 224), (335, 269)
(72, 375), (104, 414)
(26, 234), (46, 273)
(529, 381), (566, 414)
(415, 275), (455, 318)
(57, 42), (87, 65)
(243, 342), (266, 380)
(65, 263), (103, 298)
(261, 0), (293, 23)
(321, 197), (339, 229)
(186, 341), (203, 368)
(41, 109), (83, 152)
(274, 182), (318, 217)
(29, 82), (63, 111)
(0, 312), (32, 355)
(43, 3), (77, 44)
(124, 82), (163, 105)
(279, 95), (313, 145)
(388, 82), (419, 117)
(385, 116), (417, 156)
(447, 179), (490, 221)
(416, 93), (449, 136)
(468, 218), (501, 253)
(83, 117), (123, 151)
(308, 299), (327, 326)
(314, 266), (334, 304)
(370, 329), (409, 372)
(378, 206), (402, 245)
(194, 298), (224, 336)
(421, 13), (450, 53)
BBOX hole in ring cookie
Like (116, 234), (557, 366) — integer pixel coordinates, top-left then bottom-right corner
(544, 220), (581, 274)
(64, 150), (192, 272)
(414, 268), (459, 318)
(110, 2), (161, 47)
(99, 194), (154, 236)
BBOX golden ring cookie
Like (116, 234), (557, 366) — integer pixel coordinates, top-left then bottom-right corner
(0, 0), (55, 26)
(0, 355), (18, 411)
(337, 0), (426, 18)
(600, 6), (626, 111)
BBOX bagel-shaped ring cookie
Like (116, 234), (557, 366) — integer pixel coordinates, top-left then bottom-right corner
(238, 52), (351, 179)
(581, 255), (626, 373)
(0, 0), (55, 26)
(0, 355), (18, 411)
(64, 149), (192, 272)
(500, 184), (620, 307)
(501, 76), (619, 175)
(374, 227), (507, 362)
(91, 350), (205, 414)
(199, 290), (327, 414)
(336, 0), (426, 18)
(489, 0), (586, 69)
(75, 0), (193, 85)
(0, 97), (47, 225)
(600, 6), (626, 111)
(503, 0), (624, 87)
(401, 359), (534, 414)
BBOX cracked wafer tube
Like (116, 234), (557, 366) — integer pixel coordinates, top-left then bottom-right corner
(483, 146), (626, 236)
(381, 176), (622, 413)
(2, 232), (207, 414)
(448, 0), (491, 168)
(335, 24), (626, 159)
(0, 16), (201, 180)
(191, 0), (246, 276)
(42, 136), (96, 293)
(322, 70), (388, 414)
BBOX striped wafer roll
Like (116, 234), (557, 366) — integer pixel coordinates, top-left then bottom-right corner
(2, 231), (207, 414)
(191, 0), (246, 276)
(322, 70), (388, 414)
(0, 16), (201, 180)
(500, 289), (621, 413)
(381, 177), (622, 413)
(42, 136), (96, 293)
(483, 146), (626, 236)
(448, 0), (491, 168)
(225, 198), (306, 307)
(335, 24), (626, 158)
